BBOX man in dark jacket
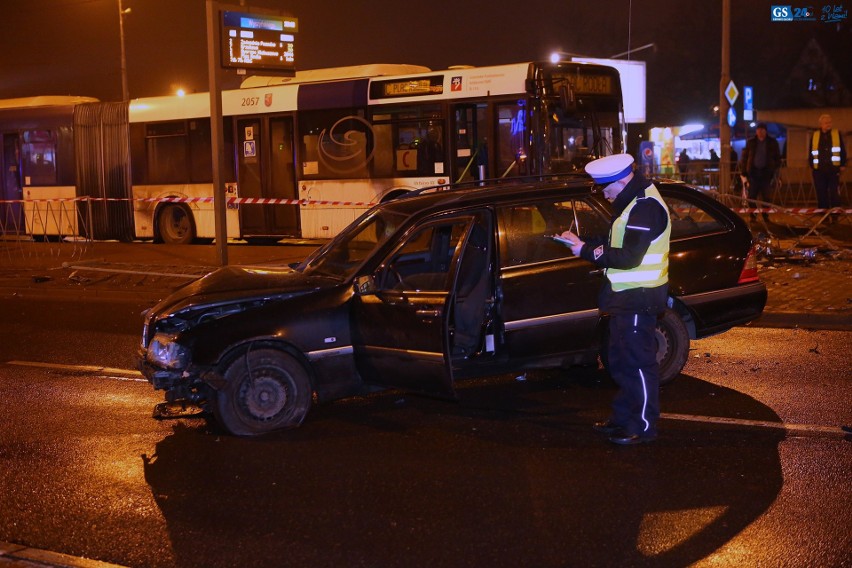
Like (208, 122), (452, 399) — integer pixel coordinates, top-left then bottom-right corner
(560, 154), (671, 445)
(739, 123), (781, 222)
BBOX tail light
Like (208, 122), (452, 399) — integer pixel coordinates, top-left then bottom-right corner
(737, 245), (760, 284)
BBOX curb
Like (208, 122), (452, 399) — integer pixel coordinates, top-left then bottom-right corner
(750, 311), (852, 331)
(0, 540), (125, 568)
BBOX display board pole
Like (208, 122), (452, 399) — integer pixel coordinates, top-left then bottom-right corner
(206, 0), (228, 266)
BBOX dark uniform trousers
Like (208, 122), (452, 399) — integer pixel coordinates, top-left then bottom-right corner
(607, 312), (660, 437)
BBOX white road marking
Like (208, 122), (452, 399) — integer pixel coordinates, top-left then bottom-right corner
(5, 360), (146, 382)
(662, 412), (846, 436)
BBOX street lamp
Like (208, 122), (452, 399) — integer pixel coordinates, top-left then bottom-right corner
(118, 0), (131, 100)
(550, 51), (591, 63)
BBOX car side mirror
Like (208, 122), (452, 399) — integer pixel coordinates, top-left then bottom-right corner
(354, 275), (377, 295)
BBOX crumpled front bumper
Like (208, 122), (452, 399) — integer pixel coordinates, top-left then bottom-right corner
(136, 347), (186, 391)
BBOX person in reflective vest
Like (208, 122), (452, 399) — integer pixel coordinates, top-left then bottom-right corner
(809, 114), (847, 210)
(560, 153), (671, 445)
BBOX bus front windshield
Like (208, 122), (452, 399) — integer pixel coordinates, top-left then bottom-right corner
(537, 67), (624, 174)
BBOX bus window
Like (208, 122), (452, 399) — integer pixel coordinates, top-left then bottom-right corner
(299, 109), (370, 179)
(139, 119), (231, 185)
(21, 130), (58, 186)
(369, 105), (444, 178)
(188, 119), (213, 183)
(145, 122), (189, 184)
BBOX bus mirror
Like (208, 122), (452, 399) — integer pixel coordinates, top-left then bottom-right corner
(354, 275), (377, 295)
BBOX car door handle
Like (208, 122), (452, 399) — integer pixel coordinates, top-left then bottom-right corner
(416, 309), (441, 318)
(589, 268), (605, 276)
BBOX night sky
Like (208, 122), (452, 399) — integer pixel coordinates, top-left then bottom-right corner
(0, 0), (849, 126)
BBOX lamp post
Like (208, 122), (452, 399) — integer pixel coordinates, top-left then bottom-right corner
(118, 0), (131, 100)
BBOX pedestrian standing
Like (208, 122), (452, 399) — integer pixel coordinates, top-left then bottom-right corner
(560, 154), (671, 445)
(739, 123), (781, 222)
(809, 113), (847, 211)
(677, 149), (690, 178)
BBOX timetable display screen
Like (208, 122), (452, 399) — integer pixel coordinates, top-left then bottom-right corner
(221, 10), (298, 73)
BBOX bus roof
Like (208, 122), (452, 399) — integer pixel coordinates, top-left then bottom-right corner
(0, 96), (99, 110)
(240, 64), (432, 88)
(128, 60), (622, 123)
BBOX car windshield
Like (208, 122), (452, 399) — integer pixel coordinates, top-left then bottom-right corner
(300, 208), (409, 279)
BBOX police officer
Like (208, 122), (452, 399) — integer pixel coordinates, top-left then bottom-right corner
(560, 153), (671, 445)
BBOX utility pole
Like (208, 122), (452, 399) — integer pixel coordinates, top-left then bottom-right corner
(719, 0), (731, 193)
(118, 0), (130, 100)
(206, 0), (228, 266)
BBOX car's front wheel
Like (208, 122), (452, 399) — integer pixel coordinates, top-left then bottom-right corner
(213, 348), (312, 436)
(599, 308), (690, 386)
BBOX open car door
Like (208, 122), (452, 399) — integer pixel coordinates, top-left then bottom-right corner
(351, 214), (489, 397)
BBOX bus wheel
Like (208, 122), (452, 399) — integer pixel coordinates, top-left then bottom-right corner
(157, 204), (195, 245)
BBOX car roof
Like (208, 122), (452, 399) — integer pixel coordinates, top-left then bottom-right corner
(382, 175), (597, 219)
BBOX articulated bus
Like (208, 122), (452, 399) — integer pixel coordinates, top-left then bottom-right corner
(0, 60), (624, 243)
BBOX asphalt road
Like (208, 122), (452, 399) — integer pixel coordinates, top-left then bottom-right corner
(0, 296), (850, 568)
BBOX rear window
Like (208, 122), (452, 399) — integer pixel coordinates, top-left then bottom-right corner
(664, 194), (725, 239)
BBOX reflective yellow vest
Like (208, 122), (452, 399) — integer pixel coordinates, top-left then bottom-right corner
(606, 185), (671, 292)
(811, 129), (842, 169)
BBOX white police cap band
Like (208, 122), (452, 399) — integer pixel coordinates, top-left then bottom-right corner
(584, 154), (635, 184)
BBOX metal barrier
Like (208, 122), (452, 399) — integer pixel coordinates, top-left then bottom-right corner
(0, 198), (94, 265)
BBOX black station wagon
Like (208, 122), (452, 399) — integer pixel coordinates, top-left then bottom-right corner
(138, 177), (767, 436)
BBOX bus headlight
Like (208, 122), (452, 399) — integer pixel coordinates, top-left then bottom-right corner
(146, 333), (190, 369)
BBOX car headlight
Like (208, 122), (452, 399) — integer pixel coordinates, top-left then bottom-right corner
(146, 332), (190, 369)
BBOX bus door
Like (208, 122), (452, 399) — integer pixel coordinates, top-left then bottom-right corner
(236, 116), (299, 238)
(451, 103), (488, 183)
(1, 133), (23, 234)
(493, 100), (529, 178)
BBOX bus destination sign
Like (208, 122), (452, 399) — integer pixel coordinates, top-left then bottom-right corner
(370, 76), (445, 99)
(221, 10), (298, 73)
(569, 74), (613, 95)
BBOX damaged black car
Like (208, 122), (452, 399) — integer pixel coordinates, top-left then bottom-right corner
(138, 178), (767, 436)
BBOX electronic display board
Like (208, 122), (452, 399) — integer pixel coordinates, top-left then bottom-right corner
(221, 10), (298, 73)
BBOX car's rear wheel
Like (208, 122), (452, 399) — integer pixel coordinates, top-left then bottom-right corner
(599, 308), (689, 386)
(655, 308), (689, 385)
(213, 348), (312, 436)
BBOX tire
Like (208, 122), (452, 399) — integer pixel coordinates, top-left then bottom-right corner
(157, 204), (195, 245)
(213, 348), (312, 436)
(599, 308), (690, 386)
(655, 309), (690, 385)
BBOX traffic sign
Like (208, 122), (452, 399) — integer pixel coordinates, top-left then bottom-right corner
(727, 107), (737, 128)
(743, 86), (754, 121)
(725, 80), (739, 106)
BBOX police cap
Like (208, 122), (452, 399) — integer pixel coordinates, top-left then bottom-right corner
(584, 154), (635, 184)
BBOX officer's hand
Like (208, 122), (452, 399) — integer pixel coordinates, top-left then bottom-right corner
(561, 230), (585, 256)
